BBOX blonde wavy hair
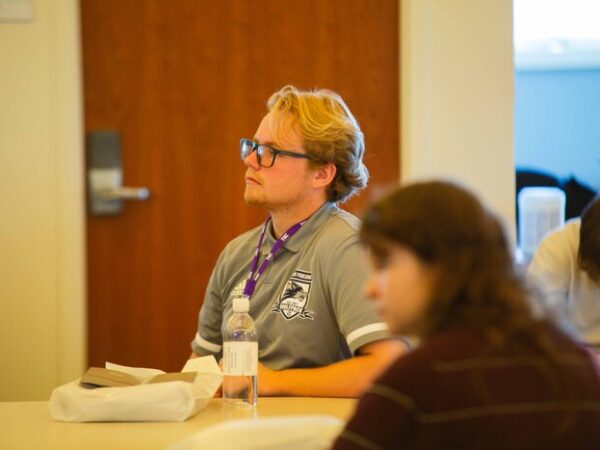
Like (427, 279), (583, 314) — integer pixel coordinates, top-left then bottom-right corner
(266, 85), (368, 203)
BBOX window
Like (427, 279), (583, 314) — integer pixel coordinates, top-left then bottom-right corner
(514, 0), (600, 70)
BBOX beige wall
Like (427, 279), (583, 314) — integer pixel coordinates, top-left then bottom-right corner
(0, 0), (514, 400)
(0, 0), (85, 400)
(401, 0), (515, 237)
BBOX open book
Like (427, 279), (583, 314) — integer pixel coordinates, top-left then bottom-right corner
(80, 367), (197, 388)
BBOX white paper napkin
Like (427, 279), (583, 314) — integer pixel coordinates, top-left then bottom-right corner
(49, 356), (222, 422)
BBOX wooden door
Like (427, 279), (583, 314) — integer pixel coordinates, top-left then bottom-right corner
(82, 0), (399, 372)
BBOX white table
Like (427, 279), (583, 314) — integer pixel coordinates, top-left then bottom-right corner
(0, 397), (356, 450)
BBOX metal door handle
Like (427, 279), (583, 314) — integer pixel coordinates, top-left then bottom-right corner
(97, 187), (150, 201)
(87, 130), (151, 216)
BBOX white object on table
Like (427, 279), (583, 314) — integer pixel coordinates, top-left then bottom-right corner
(48, 356), (222, 422)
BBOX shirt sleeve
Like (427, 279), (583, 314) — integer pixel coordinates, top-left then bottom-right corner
(326, 235), (391, 354)
(527, 228), (572, 318)
(191, 250), (226, 357)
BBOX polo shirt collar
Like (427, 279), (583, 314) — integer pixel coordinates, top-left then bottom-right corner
(262, 202), (338, 255)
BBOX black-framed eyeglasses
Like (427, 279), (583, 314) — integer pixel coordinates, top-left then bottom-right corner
(240, 138), (313, 168)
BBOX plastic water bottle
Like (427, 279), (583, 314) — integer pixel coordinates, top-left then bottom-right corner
(222, 296), (258, 407)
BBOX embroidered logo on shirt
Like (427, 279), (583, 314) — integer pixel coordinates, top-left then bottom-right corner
(229, 280), (246, 299)
(272, 270), (314, 320)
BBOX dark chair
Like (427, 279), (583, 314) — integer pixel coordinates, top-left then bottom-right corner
(563, 176), (597, 220)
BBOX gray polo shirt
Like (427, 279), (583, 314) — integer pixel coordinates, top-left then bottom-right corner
(191, 202), (390, 370)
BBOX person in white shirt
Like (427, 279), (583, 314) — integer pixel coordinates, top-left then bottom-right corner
(528, 195), (600, 351)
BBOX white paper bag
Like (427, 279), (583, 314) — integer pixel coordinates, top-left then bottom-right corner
(49, 356), (222, 422)
(166, 415), (345, 450)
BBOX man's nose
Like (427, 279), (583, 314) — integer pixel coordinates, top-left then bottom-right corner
(244, 149), (260, 170)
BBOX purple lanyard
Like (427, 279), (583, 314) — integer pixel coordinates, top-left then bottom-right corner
(243, 218), (305, 299)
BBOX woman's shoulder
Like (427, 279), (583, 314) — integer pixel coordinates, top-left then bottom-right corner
(376, 329), (485, 388)
(538, 219), (580, 255)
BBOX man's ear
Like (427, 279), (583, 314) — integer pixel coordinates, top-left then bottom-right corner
(312, 163), (337, 189)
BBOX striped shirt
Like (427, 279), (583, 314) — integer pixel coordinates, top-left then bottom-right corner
(333, 326), (600, 449)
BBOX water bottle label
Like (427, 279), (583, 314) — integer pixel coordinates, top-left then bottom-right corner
(223, 342), (258, 376)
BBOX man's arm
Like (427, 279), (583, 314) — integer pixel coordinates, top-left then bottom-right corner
(189, 250), (227, 361)
(256, 339), (406, 398)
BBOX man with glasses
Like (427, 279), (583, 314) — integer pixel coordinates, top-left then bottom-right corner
(191, 85), (406, 397)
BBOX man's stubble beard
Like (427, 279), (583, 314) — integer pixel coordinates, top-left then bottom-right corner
(244, 190), (299, 214)
(243, 189), (267, 208)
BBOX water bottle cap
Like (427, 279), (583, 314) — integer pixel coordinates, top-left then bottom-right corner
(232, 296), (250, 313)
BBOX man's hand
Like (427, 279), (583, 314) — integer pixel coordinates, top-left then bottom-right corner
(256, 362), (279, 396)
(253, 339), (407, 398)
